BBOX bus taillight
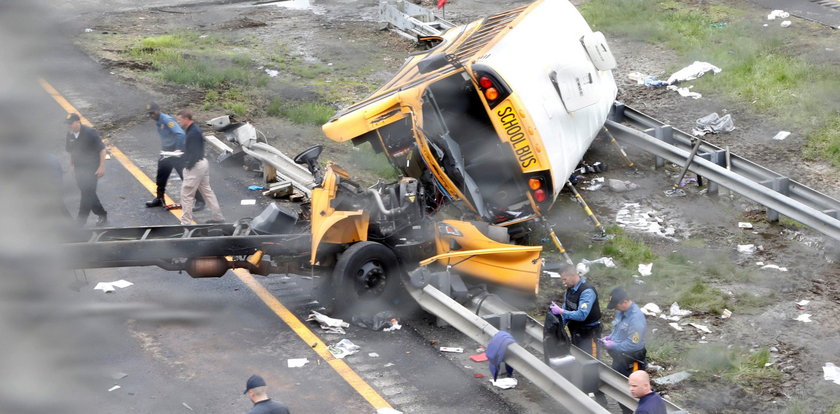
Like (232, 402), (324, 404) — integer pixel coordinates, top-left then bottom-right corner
(479, 76), (493, 89)
(472, 65), (511, 108)
(533, 189), (547, 202)
(484, 87), (499, 101)
(528, 177), (542, 190)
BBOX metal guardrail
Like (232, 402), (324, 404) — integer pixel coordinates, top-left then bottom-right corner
(608, 103), (840, 242)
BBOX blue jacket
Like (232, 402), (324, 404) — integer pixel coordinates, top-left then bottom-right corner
(155, 112), (185, 151)
(608, 302), (646, 353)
(486, 331), (515, 380)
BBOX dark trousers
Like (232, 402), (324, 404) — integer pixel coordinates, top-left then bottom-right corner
(570, 323), (603, 358)
(155, 155), (203, 203)
(74, 169), (105, 223)
(608, 348), (647, 414)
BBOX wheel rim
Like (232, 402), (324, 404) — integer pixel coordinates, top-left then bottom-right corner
(354, 260), (387, 297)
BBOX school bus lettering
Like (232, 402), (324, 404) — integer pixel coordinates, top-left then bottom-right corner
(496, 105), (537, 169)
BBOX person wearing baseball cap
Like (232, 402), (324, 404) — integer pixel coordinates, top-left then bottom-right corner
(243, 374), (290, 414)
(602, 287), (649, 413)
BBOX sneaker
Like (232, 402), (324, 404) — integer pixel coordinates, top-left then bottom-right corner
(145, 197), (163, 208)
(95, 214), (108, 227)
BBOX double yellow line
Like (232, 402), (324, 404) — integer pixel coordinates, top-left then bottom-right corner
(39, 78), (392, 411)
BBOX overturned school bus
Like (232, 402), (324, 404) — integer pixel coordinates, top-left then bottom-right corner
(310, 0), (617, 307)
(65, 0), (618, 317)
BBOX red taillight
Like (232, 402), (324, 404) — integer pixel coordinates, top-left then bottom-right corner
(534, 189), (546, 202)
(528, 178), (542, 190)
(484, 87), (499, 101)
(479, 76), (493, 89)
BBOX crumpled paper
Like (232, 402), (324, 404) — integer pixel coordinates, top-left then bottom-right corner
(307, 310), (350, 334)
(667, 61), (722, 85)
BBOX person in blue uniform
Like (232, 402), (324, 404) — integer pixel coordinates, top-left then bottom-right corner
(602, 287), (648, 376)
(64, 113), (107, 226)
(143, 102), (204, 210)
(548, 262), (602, 357)
(243, 374), (290, 414)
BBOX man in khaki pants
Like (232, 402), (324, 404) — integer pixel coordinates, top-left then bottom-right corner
(174, 108), (225, 225)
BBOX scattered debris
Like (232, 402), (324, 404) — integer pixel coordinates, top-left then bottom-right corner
(643, 76), (668, 87)
(247, 185), (264, 191)
(693, 112), (734, 136)
(761, 264), (788, 272)
(670, 302), (692, 317)
(654, 371), (692, 386)
(111, 372), (128, 380)
(638, 263), (653, 277)
(490, 378), (518, 389)
(738, 222), (753, 229)
(287, 358), (309, 368)
(667, 61), (722, 85)
(182, 402), (193, 411)
(384, 362), (395, 368)
(615, 203), (676, 239)
(667, 85), (702, 99)
(84, 28), (94, 33)
(737, 244), (756, 254)
(608, 178), (640, 193)
(94, 279), (133, 293)
(241, 199), (257, 205)
(795, 300), (810, 310)
(721, 309), (732, 319)
(669, 322), (683, 331)
(580, 257), (616, 268)
(308, 310), (350, 334)
(628, 71), (647, 84)
(165, 203), (181, 210)
(328, 339), (361, 359)
(772, 131), (790, 141)
(440, 347), (463, 353)
(368, 352), (380, 358)
(470, 352), (488, 362)
(640, 303), (661, 316)
(767, 10), (790, 20)
(108, 385), (121, 392)
(689, 323), (712, 334)
(576, 262), (590, 276)
(823, 363), (840, 385)
(780, 20), (792, 28)
(264, 68), (279, 77)
(794, 314), (812, 323)
(584, 183), (604, 191)
(545, 270), (561, 279)
(383, 318), (402, 332)
(473, 373), (485, 378)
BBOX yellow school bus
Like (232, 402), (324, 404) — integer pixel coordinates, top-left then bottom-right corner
(323, 0), (617, 227)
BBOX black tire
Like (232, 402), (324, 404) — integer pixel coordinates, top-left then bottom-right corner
(331, 241), (403, 317)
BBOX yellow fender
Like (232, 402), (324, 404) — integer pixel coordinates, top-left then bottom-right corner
(309, 166), (369, 264)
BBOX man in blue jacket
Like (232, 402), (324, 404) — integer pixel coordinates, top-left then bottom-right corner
(143, 102), (204, 210)
(628, 370), (666, 414)
(602, 287), (648, 376)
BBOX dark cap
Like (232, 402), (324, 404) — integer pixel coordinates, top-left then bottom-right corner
(607, 287), (628, 309)
(243, 374), (266, 394)
(145, 102), (160, 113)
(65, 113), (80, 124)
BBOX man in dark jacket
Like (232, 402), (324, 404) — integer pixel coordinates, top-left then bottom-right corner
(174, 108), (224, 225)
(64, 113), (107, 226)
(628, 370), (666, 414)
(243, 374), (291, 414)
(548, 262), (603, 357)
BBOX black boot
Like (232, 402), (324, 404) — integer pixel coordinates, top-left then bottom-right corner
(145, 197), (163, 208)
(95, 214), (108, 227)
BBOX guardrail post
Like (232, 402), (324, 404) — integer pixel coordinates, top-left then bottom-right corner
(644, 125), (674, 168)
(608, 102), (626, 122)
(698, 149), (728, 195)
(760, 177), (791, 222)
(483, 311), (528, 343)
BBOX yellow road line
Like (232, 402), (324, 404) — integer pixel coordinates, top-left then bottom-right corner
(39, 78), (393, 411)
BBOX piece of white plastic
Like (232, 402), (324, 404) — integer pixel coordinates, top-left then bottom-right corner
(795, 314), (812, 323)
(638, 263), (653, 277)
(823, 363), (840, 385)
(640, 303), (661, 316)
(490, 378), (518, 389)
(287, 358), (309, 368)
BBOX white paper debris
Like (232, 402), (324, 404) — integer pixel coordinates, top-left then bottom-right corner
(689, 323), (712, 333)
(108, 385), (121, 392)
(794, 314), (812, 323)
(796, 300), (810, 307)
(670, 302), (692, 317)
(641, 303), (661, 316)
(490, 378), (518, 389)
(328, 339), (361, 359)
(545, 271), (561, 279)
(667, 85), (702, 99)
(780, 20), (791, 28)
(580, 257), (616, 268)
(738, 222), (753, 229)
(287, 358), (309, 368)
(384, 362), (395, 368)
(721, 309), (732, 319)
(772, 131), (791, 141)
(667, 61), (722, 85)
(823, 363), (840, 385)
(669, 322), (683, 331)
(638, 263), (653, 277)
(576, 262), (590, 276)
(767, 10), (790, 20)
(440, 347), (463, 353)
(94, 280), (134, 293)
(383, 319), (402, 332)
(182, 402), (193, 411)
(628, 72), (647, 85)
(264, 69), (279, 77)
(737, 244), (756, 254)
(761, 264), (788, 272)
(368, 352), (380, 358)
(307, 311), (350, 334)
(241, 199), (257, 205)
